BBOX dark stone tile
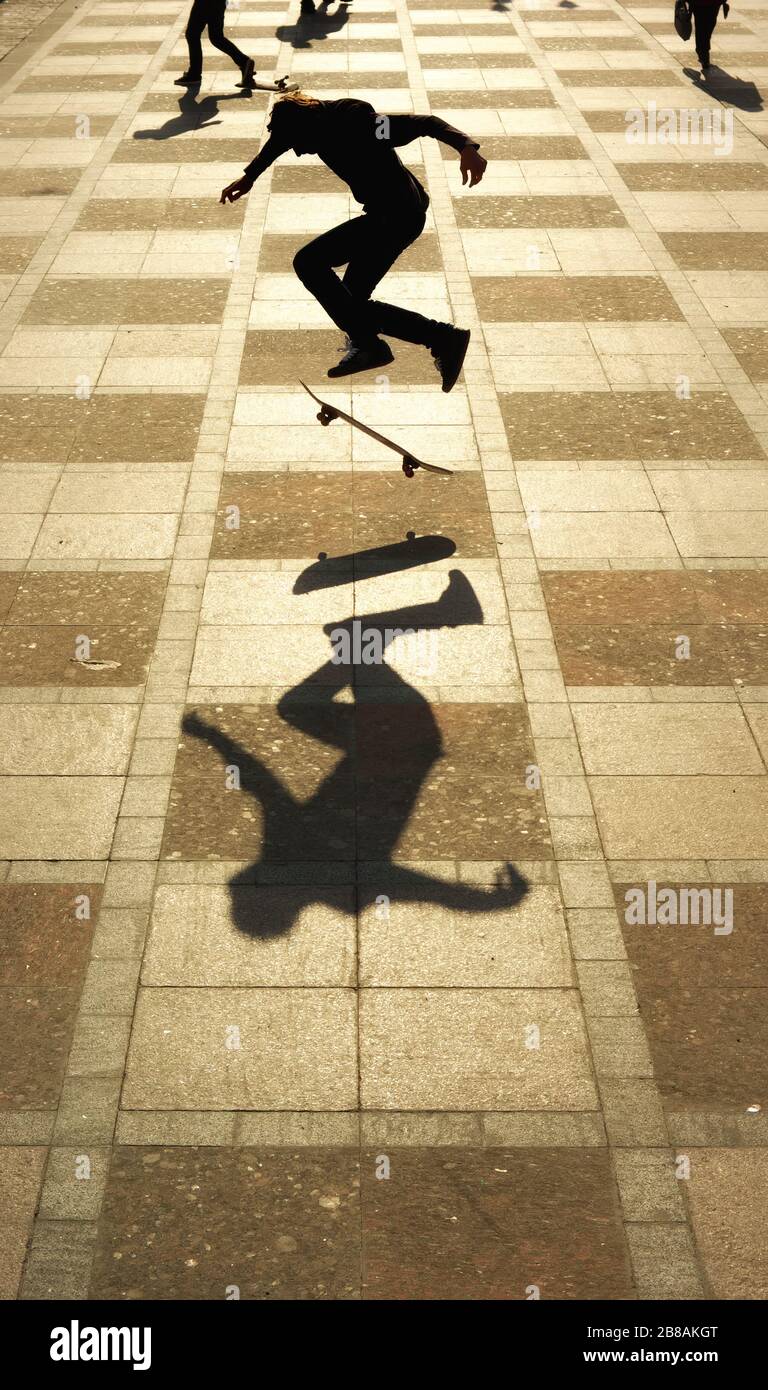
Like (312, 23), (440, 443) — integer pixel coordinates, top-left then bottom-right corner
(0, 883), (99, 987)
(68, 394), (205, 464)
(257, 231), (441, 272)
(557, 68), (683, 86)
(543, 571), (768, 684)
(0, 236), (42, 274)
(473, 274), (682, 322)
(616, 162), (768, 192)
(111, 138), (260, 163)
(211, 472), (494, 560)
(662, 232), (768, 270)
(0, 879), (100, 1165)
(89, 1147), (361, 1300)
(424, 52), (534, 67)
(429, 90), (556, 107)
(2, 573), (165, 686)
(138, 91), (270, 113)
(356, 702), (551, 860)
(0, 623), (159, 687)
(518, 6), (621, 17)
(723, 328), (768, 383)
(454, 195), (625, 228)
(0, 168), (80, 197)
(6, 571), (166, 626)
(56, 39), (160, 54)
(17, 75), (138, 91)
(0, 114), (113, 138)
(542, 571), (702, 626)
(693, 569), (768, 623)
(239, 330), (438, 386)
(0, 573), (20, 624)
(499, 390), (765, 461)
(551, 622), (730, 686)
(362, 1147), (634, 1300)
(0, 989), (82, 1109)
(539, 35), (645, 49)
(443, 135), (587, 161)
(286, 70), (408, 87)
(75, 198), (244, 232)
(164, 702), (551, 862)
(22, 278), (230, 326)
(0, 394), (204, 464)
(212, 472), (354, 560)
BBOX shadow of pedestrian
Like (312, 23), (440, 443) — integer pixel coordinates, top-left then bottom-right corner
(683, 65), (764, 112)
(181, 567), (529, 938)
(277, 0), (352, 51)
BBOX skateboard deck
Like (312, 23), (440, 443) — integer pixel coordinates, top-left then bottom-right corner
(299, 381), (453, 478)
(241, 78), (299, 92)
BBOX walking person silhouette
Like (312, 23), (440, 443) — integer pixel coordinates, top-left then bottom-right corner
(175, 0), (257, 87)
(220, 93), (487, 387)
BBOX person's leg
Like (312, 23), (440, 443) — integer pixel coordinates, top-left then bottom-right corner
(182, 0), (207, 79)
(693, 1), (720, 65)
(343, 212), (471, 388)
(293, 216), (384, 342)
(205, 0), (251, 71)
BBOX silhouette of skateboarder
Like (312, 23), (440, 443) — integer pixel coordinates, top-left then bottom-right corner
(182, 571), (528, 937)
(220, 93), (487, 388)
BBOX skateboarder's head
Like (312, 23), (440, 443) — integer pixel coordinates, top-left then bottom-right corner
(268, 92), (323, 155)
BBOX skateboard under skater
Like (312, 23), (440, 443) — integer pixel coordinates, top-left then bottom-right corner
(299, 381), (453, 478)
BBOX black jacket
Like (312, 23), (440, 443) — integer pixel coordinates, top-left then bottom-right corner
(242, 98), (478, 216)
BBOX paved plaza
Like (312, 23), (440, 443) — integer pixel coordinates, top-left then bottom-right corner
(1, 0), (768, 1300)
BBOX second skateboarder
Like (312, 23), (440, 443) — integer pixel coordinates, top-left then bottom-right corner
(220, 93), (487, 389)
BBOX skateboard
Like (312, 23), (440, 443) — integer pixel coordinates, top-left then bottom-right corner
(240, 77), (299, 93)
(299, 381), (453, 478)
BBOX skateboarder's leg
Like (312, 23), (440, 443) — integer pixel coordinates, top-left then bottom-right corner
(345, 214), (472, 390)
(293, 216), (384, 344)
(206, 0), (252, 73)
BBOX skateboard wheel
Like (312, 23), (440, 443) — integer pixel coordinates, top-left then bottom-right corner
(402, 461), (415, 479)
(318, 408), (334, 426)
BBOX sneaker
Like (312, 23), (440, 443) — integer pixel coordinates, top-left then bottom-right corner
(431, 325), (470, 393)
(237, 58), (256, 88)
(174, 72), (201, 85)
(327, 337), (393, 379)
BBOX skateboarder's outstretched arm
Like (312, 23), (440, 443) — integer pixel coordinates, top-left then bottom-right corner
(220, 131), (289, 203)
(384, 112), (487, 186)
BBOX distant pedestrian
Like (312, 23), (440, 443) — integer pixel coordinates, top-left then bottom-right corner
(690, 0), (729, 71)
(175, 0), (255, 87)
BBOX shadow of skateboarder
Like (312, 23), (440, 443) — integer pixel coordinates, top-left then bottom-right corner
(182, 569), (529, 936)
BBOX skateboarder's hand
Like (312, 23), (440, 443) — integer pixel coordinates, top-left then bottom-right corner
(220, 175), (253, 204)
(460, 145), (487, 188)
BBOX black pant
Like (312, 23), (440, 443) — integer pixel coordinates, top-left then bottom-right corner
(292, 208), (443, 347)
(185, 0), (249, 77)
(691, 0), (722, 63)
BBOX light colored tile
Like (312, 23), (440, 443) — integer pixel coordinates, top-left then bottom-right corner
(573, 703), (764, 776)
(589, 776), (768, 858)
(0, 777), (124, 859)
(122, 986), (358, 1109)
(360, 988), (598, 1110)
(0, 705), (137, 775)
(359, 884), (573, 987)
